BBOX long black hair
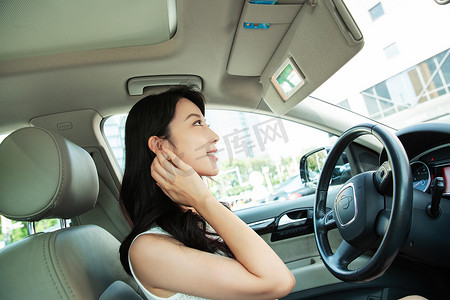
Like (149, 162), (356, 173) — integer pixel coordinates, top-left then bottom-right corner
(119, 85), (232, 275)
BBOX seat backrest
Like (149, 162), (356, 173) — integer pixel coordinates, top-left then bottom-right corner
(0, 127), (140, 299)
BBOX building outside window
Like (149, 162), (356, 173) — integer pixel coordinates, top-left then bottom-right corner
(363, 48), (450, 120)
(337, 99), (351, 110)
(369, 2), (384, 21)
(384, 42), (400, 60)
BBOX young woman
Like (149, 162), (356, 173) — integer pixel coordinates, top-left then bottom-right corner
(119, 86), (295, 300)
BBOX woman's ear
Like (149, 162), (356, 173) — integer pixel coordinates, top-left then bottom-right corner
(148, 136), (162, 153)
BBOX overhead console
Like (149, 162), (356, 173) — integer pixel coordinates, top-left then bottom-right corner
(227, 0), (364, 115)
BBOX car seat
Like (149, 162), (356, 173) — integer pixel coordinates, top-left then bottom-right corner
(0, 127), (142, 299)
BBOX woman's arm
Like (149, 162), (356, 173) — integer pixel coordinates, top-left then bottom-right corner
(133, 148), (295, 299)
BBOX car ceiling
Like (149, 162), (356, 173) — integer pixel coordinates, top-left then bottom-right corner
(0, 0), (362, 135)
(0, 0), (265, 132)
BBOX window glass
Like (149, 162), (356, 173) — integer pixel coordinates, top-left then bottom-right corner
(383, 43), (399, 60)
(441, 52), (450, 84)
(103, 110), (342, 211)
(369, 3), (384, 21)
(0, 216), (62, 249)
(356, 49), (450, 122)
(362, 90), (380, 118)
(424, 57), (437, 78)
(312, 0), (450, 130)
(103, 114), (127, 170)
(338, 99), (350, 110)
(374, 81), (391, 100)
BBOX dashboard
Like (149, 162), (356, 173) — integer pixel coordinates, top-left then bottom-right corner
(380, 122), (450, 197)
(379, 122), (450, 268)
(410, 145), (450, 195)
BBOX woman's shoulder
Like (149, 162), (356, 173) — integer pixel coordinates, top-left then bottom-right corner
(131, 226), (173, 244)
(129, 226), (181, 265)
(128, 227), (209, 300)
(138, 224), (180, 239)
(141, 226), (170, 236)
(131, 226), (175, 248)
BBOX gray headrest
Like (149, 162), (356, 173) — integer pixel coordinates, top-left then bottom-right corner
(0, 127), (99, 221)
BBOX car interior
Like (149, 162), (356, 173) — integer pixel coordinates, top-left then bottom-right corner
(1, 0), (450, 299)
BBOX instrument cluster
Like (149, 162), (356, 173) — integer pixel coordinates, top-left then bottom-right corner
(410, 145), (450, 195)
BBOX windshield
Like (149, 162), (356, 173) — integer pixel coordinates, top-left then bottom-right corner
(312, 0), (450, 130)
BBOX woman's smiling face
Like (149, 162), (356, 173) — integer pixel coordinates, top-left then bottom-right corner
(167, 97), (220, 176)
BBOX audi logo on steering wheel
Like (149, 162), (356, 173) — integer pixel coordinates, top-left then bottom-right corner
(334, 182), (357, 227)
(337, 195), (353, 209)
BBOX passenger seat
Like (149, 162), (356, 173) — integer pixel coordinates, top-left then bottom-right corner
(0, 127), (142, 299)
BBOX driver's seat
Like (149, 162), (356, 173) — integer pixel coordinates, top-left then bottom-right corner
(0, 127), (141, 299)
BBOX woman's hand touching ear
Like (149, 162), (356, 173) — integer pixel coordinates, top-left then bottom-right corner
(150, 148), (213, 208)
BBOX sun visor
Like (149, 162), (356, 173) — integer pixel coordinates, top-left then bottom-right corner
(0, 0), (177, 60)
(227, 1), (303, 76)
(261, 0), (364, 115)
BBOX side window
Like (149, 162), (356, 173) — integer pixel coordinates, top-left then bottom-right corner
(103, 110), (344, 211)
(103, 114), (127, 170)
(0, 216), (62, 249)
(204, 110), (339, 210)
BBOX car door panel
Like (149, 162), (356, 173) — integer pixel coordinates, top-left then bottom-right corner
(235, 189), (344, 293)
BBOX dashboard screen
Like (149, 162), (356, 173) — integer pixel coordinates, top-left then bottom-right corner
(443, 166), (450, 195)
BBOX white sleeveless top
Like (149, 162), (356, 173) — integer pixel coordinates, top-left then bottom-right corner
(128, 226), (210, 300)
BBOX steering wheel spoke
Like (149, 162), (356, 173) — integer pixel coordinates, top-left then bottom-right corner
(324, 210), (337, 231)
(375, 209), (390, 237)
(331, 240), (364, 269)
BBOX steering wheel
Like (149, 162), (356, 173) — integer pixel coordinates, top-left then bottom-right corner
(314, 123), (413, 282)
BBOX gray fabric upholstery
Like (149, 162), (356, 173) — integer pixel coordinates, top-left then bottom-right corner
(0, 127), (98, 221)
(0, 127), (139, 299)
